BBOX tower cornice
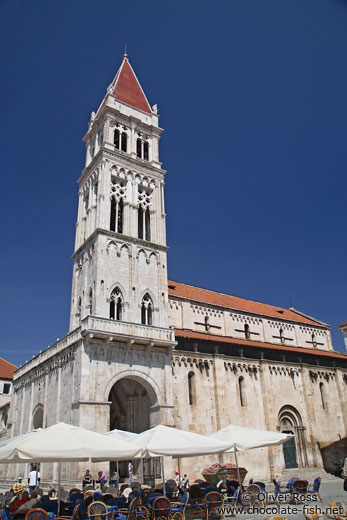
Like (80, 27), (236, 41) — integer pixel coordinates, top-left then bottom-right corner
(72, 227), (168, 259)
(78, 147), (166, 186)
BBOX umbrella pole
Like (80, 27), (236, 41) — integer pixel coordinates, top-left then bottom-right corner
(116, 461), (119, 495)
(177, 458), (181, 489)
(234, 449), (242, 490)
(161, 457), (166, 497)
(57, 460), (62, 510)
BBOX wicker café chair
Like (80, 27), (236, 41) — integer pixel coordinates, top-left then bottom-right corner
(170, 492), (189, 520)
(244, 484), (265, 507)
(24, 509), (48, 520)
(150, 496), (170, 520)
(291, 479), (308, 504)
(204, 491), (224, 520)
(87, 501), (108, 520)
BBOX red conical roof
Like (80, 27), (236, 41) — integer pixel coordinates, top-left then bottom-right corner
(111, 55), (152, 114)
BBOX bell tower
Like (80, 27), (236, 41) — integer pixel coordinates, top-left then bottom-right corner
(69, 54), (172, 345)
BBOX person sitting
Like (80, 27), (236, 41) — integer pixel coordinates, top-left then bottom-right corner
(109, 469), (119, 490)
(82, 469), (93, 489)
(13, 477), (26, 495)
(13, 490), (41, 520)
(96, 471), (107, 489)
(10, 491), (30, 515)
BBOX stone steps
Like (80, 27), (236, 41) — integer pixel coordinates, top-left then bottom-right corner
(280, 467), (340, 483)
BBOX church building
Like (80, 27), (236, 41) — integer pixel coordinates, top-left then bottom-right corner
(1, 54), (347, 486)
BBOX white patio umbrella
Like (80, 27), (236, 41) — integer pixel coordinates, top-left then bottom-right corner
(210, 424), (293, 487)
(105, 429), (139, 442)
(128, 424), (233, 495)
(0, 422), (141, 503)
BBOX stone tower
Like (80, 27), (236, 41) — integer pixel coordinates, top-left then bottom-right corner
(70, 54), (170, 332)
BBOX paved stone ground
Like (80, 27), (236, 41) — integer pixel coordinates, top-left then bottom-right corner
(227, 479), (347, 519)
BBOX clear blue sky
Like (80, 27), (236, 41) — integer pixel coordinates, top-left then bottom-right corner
(1, 0), (346, 367)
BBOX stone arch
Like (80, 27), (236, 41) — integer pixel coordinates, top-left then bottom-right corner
(104, 369), (160, 406)
(109, 281), (128, 305)
(120, 244), (131, 257)
(32, 403), (44, 429)
(278, 405), (308, 469)
(138, 288), (157, 309)
(106, 240), (119, 255)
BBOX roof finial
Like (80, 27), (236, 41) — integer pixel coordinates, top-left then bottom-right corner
(124, 44), (128, 60)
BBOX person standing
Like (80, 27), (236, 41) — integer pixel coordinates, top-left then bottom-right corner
(28, 466), (40, 494)
(343, 456), (347, 492)
(128, 462), (133, 485)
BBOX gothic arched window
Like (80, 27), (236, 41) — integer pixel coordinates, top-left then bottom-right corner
(121, 132), (127, 152)
(110, 288), (123, 320)
(141, 294), (153, 325)
(136, 138), (142, 158)
(143, 141), (149, 161)
(114, 129), (120, 149)
(188, 371), (195, 405)
(239, 376), (246, 407)
(244, 324), (250, 339)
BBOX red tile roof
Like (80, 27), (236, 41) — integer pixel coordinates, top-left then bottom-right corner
(174, 329), (347, 360)
(111, 56), (152, 114)
(339, 322), (347, 329)
(0, 358), (17, 380)
(168, 280), (324, 327)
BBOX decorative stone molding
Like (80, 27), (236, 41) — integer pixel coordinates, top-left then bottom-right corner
(299, 327), (326, 336)
(230, 314), (261, 325)
(269, 365), (300, 376)
(267, 321), (294, 331)
(191, 305), (223, 318)
(13, 347), (77, 390)
(169, 300), (182, 310)
(309, 370), (335, 381)
(224, 361), (259, 374)
(172, 355), (213, 370)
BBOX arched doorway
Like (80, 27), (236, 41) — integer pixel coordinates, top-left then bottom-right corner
(108, 376), (160, 483)
(278, 405), (308, 469)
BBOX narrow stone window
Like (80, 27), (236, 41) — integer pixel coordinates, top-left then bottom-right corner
(117, 198), (124, 234)
(145, 207), (151, 241)
(78, 297), (82, 316)
(143, 141), (149, 161)
(121, 132), (127, 152)
(110, 198), (116, 231)
(138, 206), (144, 239)
(279, 328), (285, 343)
(89, 288), (93, 315)
(244, 324), (250, 339)
(110, 198), (124, 233)
(114, 129), (120, 149)
(188, 371), (195, 405)
(239, 376), (246, 407)
(110, 288), (123, 320)
(137, 138), (142, 158)
(141, 293), (153, 325)
(320, 382), (327, 410)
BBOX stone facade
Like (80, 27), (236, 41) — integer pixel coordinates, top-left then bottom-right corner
(1, 55), (347, 488)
